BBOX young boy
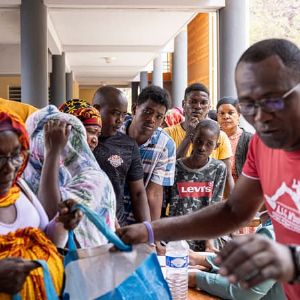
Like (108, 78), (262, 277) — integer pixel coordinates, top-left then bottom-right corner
(168, 119), (227, 252)
(92, 86), (151, 226)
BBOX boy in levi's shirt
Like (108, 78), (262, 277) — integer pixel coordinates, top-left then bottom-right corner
(169, 119), (227, 252)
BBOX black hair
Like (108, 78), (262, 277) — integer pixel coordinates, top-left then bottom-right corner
(208, 109), (217, 121)
(184, 83), (210, 99)
(137, 85), (170, 111)
(93, 86), (123, 107)
(237, 38), (300, 79)
(216, 96), (239, 112)
(194, 119), (220, 139)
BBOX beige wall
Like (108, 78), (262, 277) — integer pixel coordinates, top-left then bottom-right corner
(73, 80), (80, 99)
(0, 75), (21, 99)
(79, 86), (99, 104)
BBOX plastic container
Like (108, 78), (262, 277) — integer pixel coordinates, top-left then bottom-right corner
(165, 240), (189, 300)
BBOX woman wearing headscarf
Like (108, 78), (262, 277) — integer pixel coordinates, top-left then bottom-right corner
(23, 105), (116, 248)
(59, 99), (102, 151)
(0, 109), (80, 299)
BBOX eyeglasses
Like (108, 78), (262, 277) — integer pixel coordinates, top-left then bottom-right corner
(0, 151), (28, 169)
(238, 82), (300, 116)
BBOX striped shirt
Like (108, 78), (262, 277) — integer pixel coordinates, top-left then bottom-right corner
(120, 119), (176, 188)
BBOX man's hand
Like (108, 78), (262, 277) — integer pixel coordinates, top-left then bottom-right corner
(44, 119), (71, 155)
(215, 234), (295, 288)
(186, 117), (199, 140)
(116, 223), (149, 245)
(57, 199), (83, 230)
(0, 258), (39, 294)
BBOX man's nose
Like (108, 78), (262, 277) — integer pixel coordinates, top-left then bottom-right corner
(253, 106), (273, 124)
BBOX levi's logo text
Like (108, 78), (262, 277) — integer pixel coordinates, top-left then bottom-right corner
(177, 182), (213, 198)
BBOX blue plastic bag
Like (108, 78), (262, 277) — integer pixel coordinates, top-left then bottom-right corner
(63, 203), (172, 300)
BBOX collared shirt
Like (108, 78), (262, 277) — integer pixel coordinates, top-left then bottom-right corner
(119, 119), (176, 225)
(120, 119), (176, 188)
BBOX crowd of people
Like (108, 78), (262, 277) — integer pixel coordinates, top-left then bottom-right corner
(0, 37), (299, 300)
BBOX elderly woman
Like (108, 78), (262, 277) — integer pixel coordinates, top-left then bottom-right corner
(0, 109), (81, 298)
(23, 105), (116, 248)
(59, 99), (102, 151)
(217, 97), (252, 182)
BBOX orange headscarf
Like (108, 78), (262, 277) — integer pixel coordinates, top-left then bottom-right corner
(0, 110), (29, 207)
(0, 110), (63, 299)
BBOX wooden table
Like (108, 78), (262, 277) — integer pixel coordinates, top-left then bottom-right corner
(188, 288), (219, 300)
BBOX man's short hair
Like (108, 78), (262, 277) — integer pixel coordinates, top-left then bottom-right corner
(93, 86), (123, 106)
(237, 38), (300, 79)
(194, 119), (220, 138)
(137, 85), (170, 111)
(184, 83), (210, 99)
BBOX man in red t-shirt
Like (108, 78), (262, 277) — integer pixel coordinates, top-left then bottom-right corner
(117, 38), (300, 299)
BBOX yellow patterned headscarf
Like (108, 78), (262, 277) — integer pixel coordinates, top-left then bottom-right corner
(0, 227), (63, 299)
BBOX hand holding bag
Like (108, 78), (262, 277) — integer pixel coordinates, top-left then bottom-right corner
(13, 260), (59, 300)
(63, 203), (172, 300)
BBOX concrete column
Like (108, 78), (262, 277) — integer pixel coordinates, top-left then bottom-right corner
(21, 0), (48, 108)
(140, 71), (148, 91)
(152, 54), (163, 87)
(219, 0), (249, 98)
(172, 30), (187, 108)
(66, 71), (73, 101)
(219, 0), (254, 132)
(50, 53), (66, 107)
(131, 82), (139, 106)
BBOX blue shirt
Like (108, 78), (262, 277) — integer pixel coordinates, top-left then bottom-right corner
(194, 223), (285, 300)
(119, 119), (176, 225)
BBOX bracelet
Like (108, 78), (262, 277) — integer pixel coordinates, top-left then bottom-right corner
(143, 221), (155, 245)
(288, 245), (300, 283)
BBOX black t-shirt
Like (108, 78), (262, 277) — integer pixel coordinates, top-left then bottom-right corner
(93, 132), (144, 221)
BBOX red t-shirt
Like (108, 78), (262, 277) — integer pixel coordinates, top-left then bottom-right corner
(243, 134), (300, 300)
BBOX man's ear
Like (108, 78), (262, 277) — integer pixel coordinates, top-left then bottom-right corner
(131, 103), (137, 115)
(214, 142), (220, 150)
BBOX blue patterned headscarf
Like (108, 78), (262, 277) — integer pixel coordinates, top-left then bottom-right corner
(23, 105), (116, 248)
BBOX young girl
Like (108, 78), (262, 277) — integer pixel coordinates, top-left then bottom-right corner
(169, 119), (227, 252)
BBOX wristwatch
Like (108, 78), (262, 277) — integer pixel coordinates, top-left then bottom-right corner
(288, 245), (300, 283)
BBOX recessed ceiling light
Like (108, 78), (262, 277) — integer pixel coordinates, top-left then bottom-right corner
(101, 57), (116, 64)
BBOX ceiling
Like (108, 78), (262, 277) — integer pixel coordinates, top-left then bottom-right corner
(0, 0), (225, 86)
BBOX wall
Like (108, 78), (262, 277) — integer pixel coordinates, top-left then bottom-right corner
(0, 75), (21, 99)
(73, 80), (80, 99)
(79, 86), (98, 104)
(187, 14), (210, 88)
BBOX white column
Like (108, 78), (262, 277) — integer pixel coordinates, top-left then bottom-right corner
(152, 54), (163, 87)
(140, 71), (148, 91)
(219, 0), (249, 97)
(219, 0), (254, 132)
(21, 0), (48, 107)
(50, 53), (66, 107)
(172, 30), (187, 108)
